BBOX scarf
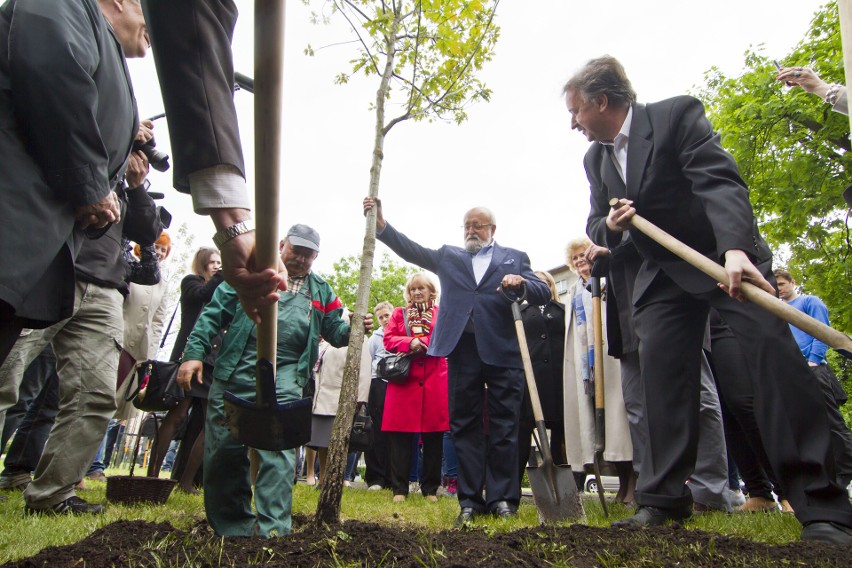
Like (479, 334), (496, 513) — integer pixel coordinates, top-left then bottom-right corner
(406, 301), (434, 338)
(571, 277), (595, 396)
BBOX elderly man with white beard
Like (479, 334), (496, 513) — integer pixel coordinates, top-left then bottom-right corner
(363, 197), (550, 527)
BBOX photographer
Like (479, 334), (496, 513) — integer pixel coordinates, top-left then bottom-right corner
(0, 125), (163, 515)
(0, 0), (148, 365)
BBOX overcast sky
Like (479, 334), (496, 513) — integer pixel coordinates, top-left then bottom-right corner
(129, 0), (827, 280)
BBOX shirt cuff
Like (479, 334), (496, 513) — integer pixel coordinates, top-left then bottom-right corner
(189, 165), (252, 212)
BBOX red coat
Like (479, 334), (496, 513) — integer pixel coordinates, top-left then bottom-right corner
(381, 306), (449, 433)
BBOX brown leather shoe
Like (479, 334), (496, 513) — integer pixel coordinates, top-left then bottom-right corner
(738, 496), (778, 513)
(779, 499), (795, 513)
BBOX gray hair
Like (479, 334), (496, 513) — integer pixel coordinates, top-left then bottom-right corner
(563, 55), (636, 108)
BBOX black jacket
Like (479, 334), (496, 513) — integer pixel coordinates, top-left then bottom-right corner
(75, 185), (162, 295)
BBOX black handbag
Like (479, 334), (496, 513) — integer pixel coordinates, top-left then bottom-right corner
(126, 360), (185, 412)
(376, 353), (411, 383)
(376, 311), (413, 383)
(349, 409), (374, 452)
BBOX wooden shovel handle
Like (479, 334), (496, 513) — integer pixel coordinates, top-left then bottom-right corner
(254, 1), (286, 363)
(609, 198), (852, 353)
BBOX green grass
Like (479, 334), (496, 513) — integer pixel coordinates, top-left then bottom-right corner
(0, 473), (804, 565)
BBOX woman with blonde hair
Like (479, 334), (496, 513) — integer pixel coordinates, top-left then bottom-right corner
(562, 237), (635, 504)
(382, 272), (449, 502)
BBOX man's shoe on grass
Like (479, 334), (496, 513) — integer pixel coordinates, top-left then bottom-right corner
(738, 496), (778, 513)
(490, 500), (516, 519)
(800, 522), (852, 546)
(0, 475), (30, 492)
(25, 496), (105, 516)
(611, 505), (691, 528)
(86, 471), (107, 482)
(455, 507), (477, 527)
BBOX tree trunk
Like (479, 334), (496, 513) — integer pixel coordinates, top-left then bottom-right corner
(314, 10), (402, 527)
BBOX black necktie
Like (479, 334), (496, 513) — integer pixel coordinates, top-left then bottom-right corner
(601, 144), (626, 197)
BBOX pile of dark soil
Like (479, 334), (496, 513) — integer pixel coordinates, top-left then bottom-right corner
(4, 515), (848, 567)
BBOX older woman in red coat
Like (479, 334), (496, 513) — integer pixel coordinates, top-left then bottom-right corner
(383, 272), (449, 502)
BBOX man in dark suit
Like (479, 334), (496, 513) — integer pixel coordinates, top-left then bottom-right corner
(565, 55), (852, 544)
(364, 197), (550, 526)
(0, 0), (140, 365)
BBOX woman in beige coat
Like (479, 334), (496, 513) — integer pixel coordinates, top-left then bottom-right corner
(307, 333), (373, 485)
(114, 233), (173, 421)
(562, 237), (634, 503)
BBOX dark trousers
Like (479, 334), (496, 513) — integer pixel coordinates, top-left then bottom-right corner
(632, 273), (852, 525)
(517, 419), (564, 493)
(708, 336), (783, 500)
(0, 302), (23, 370)
(811, 364), (852, 483)
(364, 379), (390, 488)
(2, 345), (55, 451)
(388, 431), (442, 496)
(1, 365), (59, 476)
(447, 332), (524, 512)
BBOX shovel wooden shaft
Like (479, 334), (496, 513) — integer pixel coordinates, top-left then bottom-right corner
(609, 199), (852, 353)
(254, 0), (286, 406)
(590, 277), (608, 516)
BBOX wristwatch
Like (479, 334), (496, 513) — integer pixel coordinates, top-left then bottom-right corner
(212, 220), (254, 249)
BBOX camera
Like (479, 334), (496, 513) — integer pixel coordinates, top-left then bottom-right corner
(132, 136), (170, 172)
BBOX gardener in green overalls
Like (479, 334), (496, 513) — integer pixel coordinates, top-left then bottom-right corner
(177, 224), (372, 537)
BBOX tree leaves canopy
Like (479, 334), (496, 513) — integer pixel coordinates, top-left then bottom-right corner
(320, 253), (419, 311)
(305, 0), (500, 127)
(697, 1), (851, 333)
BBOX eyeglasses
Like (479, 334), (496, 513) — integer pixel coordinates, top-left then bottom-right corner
(461, 223), (493, 232)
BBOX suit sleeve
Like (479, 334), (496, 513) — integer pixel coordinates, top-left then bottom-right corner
(377, 223), (443, 273)
(9, 0), (114, 207)
(670, 97), (755, 259)
(519, 253), (551, 305)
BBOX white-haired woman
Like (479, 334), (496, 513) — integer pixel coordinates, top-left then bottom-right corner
(562, 237), (635, 504)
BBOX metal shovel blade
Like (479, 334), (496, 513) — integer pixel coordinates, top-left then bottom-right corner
(223, 358), (313, 451)
(527, 461), (584, 523)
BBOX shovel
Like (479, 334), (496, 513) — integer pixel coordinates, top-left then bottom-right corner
(607, 198), (852, 359)
(222, 1), (311, 451)
(501, 284), (584, 523)
(589, 269), (609, 517)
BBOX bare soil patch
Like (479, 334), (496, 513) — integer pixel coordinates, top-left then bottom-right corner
(4, 515), (848, 567)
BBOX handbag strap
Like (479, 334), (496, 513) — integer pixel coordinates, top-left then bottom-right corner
(159, 302), (180, 350)
(125, 361), (152, 402)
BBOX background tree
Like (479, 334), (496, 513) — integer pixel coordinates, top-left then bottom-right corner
(698, 2), (850, 333)
(697, 1), (850, 420)
(304, 0), (500, 525)
(321, 253), (419, 312)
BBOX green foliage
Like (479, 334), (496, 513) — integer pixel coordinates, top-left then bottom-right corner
(304, 0), (500, 127)
(320, 253), (419, 311)
(697, 1), (851, 334)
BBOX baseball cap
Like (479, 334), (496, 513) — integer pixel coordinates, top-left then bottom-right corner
(286, 224), (320, 252)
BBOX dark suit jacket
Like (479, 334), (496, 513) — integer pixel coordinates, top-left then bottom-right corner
(378, 223), (550, 369)
(585, 96), (772, 306)
(0, 0), (137, 325)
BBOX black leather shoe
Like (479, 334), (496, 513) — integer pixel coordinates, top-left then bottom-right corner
(455, 507), (477, 527)
(490, 500), (516, 518)
(611, 505), (691, 528)
(801, 522), (852, 546)
(25, 496), (105, 516)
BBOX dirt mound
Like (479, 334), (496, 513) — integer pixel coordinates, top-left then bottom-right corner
(4, 516), (848, 567)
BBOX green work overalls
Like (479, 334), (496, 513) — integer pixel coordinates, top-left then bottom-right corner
(203, 285), (311, 537)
